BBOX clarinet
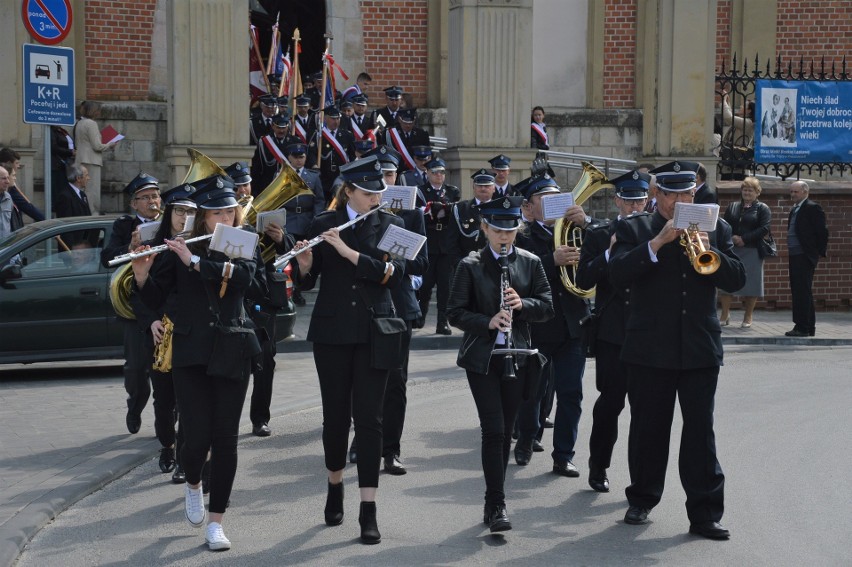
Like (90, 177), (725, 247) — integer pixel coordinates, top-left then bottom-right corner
(498, 244), (517, 380)
(492, 244), (539, 380)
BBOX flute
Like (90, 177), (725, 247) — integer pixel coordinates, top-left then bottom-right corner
(107, 234), (213, 266)
(272, 203), (388, 269)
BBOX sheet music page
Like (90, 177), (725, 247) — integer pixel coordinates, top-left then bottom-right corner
(137, 221), (160, 243)
(673, 203), (720, 231)
(257, 210), (287, 233)
(541, 192), (575, 220)
(377, 224), (427, 260)
(381, 185), (417, 210)
(209, 224), (259, 259)
(183, 214), (195, 233)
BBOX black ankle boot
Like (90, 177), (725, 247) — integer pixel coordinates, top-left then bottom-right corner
(324, 481), (344, 526)
(358, 501), (381, 544)
(486, 503), (512, 533)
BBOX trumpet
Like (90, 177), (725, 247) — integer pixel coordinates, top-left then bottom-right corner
(107, 234), (214, 266)
(272, 203), (388, 269)
(679, 223), (721, 275)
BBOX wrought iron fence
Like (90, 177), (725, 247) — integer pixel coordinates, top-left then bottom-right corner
(716, 53), (851, 180)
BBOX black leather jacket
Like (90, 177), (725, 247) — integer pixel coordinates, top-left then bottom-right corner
(447, 246), (554, 374)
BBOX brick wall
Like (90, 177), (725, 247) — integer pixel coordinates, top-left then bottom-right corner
(718, 183), (852, 311)
(602, 0), (637, 108)
(776, 0), (852, 65)
(359, 0), (429, 107)
(84, 1), (157, 101)
(715, 1), (732, 73)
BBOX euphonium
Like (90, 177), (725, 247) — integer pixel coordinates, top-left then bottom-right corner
(152, 314), (174, 372)
(553, 162), (614, 298)
(680, 223), (721, 275)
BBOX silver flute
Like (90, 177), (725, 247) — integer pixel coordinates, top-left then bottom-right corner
(272, 203), (388, 269)
(107, 234), (213, 266)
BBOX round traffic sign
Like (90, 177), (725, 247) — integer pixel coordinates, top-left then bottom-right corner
(22, 0), (73, 45)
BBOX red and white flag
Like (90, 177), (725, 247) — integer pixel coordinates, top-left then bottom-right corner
(249, 25), (267, 101)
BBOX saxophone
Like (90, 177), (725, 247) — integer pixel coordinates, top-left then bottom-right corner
(152, 314), (174, 373)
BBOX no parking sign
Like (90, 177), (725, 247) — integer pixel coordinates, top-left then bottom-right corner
(22, 0), (73, 45)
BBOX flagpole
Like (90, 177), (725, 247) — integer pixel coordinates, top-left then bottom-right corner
(315, 33), (333, 166)
(289, 28), (302, 136)
(250, 26), (272, 94)
(266, 12), (280, 76)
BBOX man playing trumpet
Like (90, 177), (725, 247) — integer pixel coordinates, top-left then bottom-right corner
(101, 173), (162, 435)
(608, 161), (744, 540)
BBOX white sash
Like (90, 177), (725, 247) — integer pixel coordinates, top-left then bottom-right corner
(350, 118), (365, 140)
(388, 128), (416, 170)
(322, 127), (350, 163)
(294, 121), (308, 144)
(261, 135), (286, 164)
(531, 122), (548, 146)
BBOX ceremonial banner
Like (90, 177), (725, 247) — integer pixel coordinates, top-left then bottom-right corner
(755, 79), (852, 163)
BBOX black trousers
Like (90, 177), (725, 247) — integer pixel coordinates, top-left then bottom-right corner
(466, 358), (525, 506)
(383, 322), (413, 458)
(588, 340), (629, 470)
(149, 368), (178, 449)
(122, 320), (151, 418)
(789, 253), (817, 332)
(172, 365), (249, 514)
(625, 363), (725, 524)
(249, 311), (277, 427)
(419, 253), (455, 324)
(314, 342), (389, 488)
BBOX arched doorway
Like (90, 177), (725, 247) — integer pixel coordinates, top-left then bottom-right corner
(251, 0), (327, 81)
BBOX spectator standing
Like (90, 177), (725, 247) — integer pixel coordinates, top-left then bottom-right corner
(530, 106), (549, 151)
(719, 176), (772, 328)
(0, 166), (23, 239)
(0, 147), (44, 222)
(785, 181), (829, 337)
(74, 101), (117, 214)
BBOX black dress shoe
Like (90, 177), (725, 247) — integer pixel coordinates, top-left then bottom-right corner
(588, 467), (610, 493)
(292, 290), (306, 306)
(532, 440), (545, 452)
(514, 442), (533, 466)
(624, 506), (650, 525)
(486, 504), (512, 533)
(358, 501), (381, 544)
(171, 463), (186, 484)
(252, 423), (271, 437)
(553, 460), (580, 477)
(436, 322), (452, 335)
(412, 316), (425, 329)
(785, 328), (809, 337)
(543, 418), (554, 428)
(158, 447), (176, 473)
(383, 455), (407, 475)
(324, 481), (344, 526)
(809, 329), (816, 337)
(126, 411), (141, 435)
(689, 521), (730, 540)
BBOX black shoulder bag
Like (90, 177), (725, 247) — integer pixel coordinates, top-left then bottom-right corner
(357, 285), (407, 370)
(203, 282), (261, 381)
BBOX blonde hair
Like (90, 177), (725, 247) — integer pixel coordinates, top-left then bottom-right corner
(741, 176), (762, 196)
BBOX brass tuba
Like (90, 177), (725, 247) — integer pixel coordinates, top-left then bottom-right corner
(243, 161), (313, 263)
(553, 162), (614, 298)
(108, 148), (230, 320)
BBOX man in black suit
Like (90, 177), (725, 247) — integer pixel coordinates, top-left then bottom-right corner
(489, 155), (514, 197)
(514, 174), (594, 475)
(101, 173), (162, 435)
(55, 163), (93, 218)
(398, 145), (432, 187)
(250, 94), (278, 145)
(307, 105), (356, 201)
(785, 181), (829, 337)
(416, 157), (460, 335)
(609, 161), (745, 540)
(348, 94), (375, 141)
(449, 169), (495, 257)
(292, 95), (315, 144)
(252, 112), (291, 196)
(575, 169), (649, 493)
(374, 86), (404, 132)
(692, 162), (718, 204)
(383, 108), (430, 171)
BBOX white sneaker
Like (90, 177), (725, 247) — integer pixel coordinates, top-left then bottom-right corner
(184, 483), (206, 528)
(205, 522), (231, 551)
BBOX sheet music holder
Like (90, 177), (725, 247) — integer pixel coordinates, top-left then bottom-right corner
(257, 209), (287, 233)
(673, 203), (719, 232)
(209, 223), (259, 260)
(541, 192), (574, 220)
(381, 185), (417, 210)
(377, 224), (427, 261)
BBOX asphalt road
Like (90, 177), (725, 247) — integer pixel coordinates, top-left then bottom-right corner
(14, 346), (852, 566)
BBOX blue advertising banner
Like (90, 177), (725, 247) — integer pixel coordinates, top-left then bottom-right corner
(755, 79), (852, 163)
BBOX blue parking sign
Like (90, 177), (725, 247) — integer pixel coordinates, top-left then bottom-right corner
(22, 44), (75, 126)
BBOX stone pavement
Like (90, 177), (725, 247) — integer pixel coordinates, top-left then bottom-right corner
(0, 297), (849, 566)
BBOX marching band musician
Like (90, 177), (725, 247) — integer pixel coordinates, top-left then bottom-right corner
(101, 173), (162, 436)
(449, 169), (496, 257)
(446, 195), (554, 534)
(146, 183), (198, 482)
(575, 170), (650, 493)
(307, 105), (356, 201)
(514, 174), (595, 478)
(131, 175), (261, 552)
(609, 161), (744, 539)
(293, 155), (406, 545)
(416, 157), (460, 334)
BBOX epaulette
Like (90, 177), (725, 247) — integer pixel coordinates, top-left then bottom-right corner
(587, 219), (612, 232)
